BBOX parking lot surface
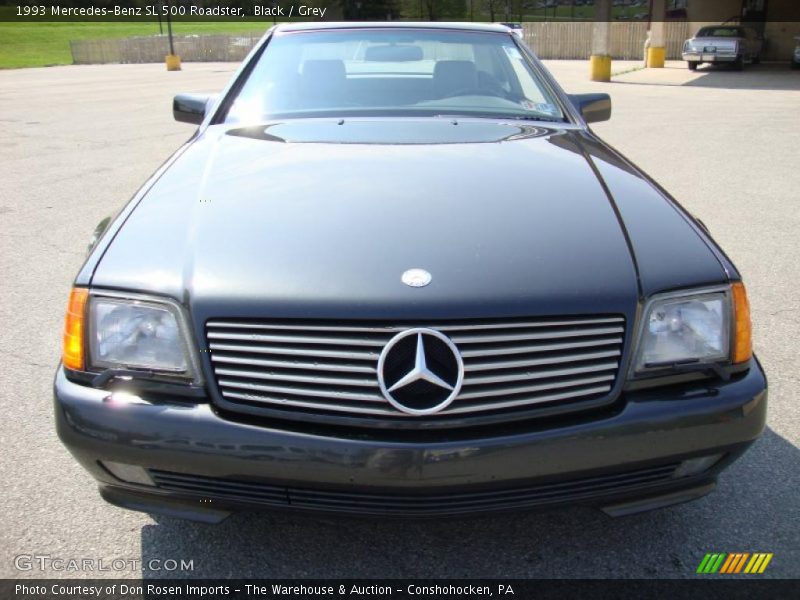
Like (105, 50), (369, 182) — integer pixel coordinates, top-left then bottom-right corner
(0, 59), (798, 579)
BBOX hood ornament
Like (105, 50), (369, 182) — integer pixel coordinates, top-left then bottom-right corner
(377, 328), (464, 415)
(401, 268), (432, 288)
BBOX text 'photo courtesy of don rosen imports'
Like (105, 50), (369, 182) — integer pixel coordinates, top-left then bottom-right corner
(12, 582), (520, 599)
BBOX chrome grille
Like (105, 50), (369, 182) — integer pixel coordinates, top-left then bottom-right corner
(206, 316), (625, 419)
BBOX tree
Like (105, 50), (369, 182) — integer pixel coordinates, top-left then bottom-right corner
(342, 0), (402, 19)
(423, 0), (467, 20)
(484, 0), (502, 22)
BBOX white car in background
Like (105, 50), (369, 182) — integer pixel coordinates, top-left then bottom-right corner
(682, 25), (764, 71)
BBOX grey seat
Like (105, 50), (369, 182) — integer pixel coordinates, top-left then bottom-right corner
(432, 60), (479, 98)
(300, 59), (348, 106)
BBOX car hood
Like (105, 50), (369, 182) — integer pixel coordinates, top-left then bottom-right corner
(91, 119), (724, 325)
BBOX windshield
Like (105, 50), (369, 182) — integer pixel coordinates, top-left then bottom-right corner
(225, 29), (565, 123)
(697, 27), (743, 38)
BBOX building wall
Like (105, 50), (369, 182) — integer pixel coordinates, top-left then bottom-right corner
(762, 0), (800, 60)
(685, 0), (742, 22)
(763, 21), (799, 60)
(764, 0), (799, 20)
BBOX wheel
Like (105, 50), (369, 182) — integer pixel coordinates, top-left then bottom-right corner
(792, 60), (800, 70)
(752, 53), (761, 65)
(733, 55), (744, 71)
(687, 61), (698, 71)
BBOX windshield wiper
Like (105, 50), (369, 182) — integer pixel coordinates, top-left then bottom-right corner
(433, 113), (566, 123)
(503, 115), (567, 123)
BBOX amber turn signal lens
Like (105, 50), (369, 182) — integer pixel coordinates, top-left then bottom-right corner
(732, 282), (752, 364)
(63, 288), (88, 370)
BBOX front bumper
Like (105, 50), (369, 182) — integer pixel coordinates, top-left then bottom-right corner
(55, 360), (767, 522)
(683, 52), (738, 63)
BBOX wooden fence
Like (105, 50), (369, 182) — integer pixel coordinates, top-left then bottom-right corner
(71, 34), (263, 64)
(70, 23), (694, 65)
(521, 21), (690, 60)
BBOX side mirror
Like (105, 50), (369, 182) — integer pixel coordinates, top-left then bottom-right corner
(569, 93), (612, 124)
(173, 93), (214, 125)
(87, 216), (111, 255)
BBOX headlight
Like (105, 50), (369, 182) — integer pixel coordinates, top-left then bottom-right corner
(632, 287), (731, 374)
(87, 292), (200, 382)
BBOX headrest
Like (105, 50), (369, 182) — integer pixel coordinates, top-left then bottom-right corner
(301, 59), (346, 84)
(364, 45), (424, 62)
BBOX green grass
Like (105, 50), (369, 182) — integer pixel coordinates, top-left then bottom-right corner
(0, 21), (271, 69)
(486, 5), (650, 21)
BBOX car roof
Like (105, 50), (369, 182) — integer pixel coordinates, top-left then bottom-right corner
(274, 21), (512, 34)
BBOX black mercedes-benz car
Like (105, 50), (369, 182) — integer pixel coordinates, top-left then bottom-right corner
(56, 23), (766, 523)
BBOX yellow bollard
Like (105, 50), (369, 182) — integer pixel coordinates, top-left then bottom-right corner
(647, 47), (666, 68)
(590, 55), (612, 82)
(165, 54), (182, 71)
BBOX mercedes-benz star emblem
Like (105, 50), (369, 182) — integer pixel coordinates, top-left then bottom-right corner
(401, 268), (432, 288)
(377, 328), (464, 416)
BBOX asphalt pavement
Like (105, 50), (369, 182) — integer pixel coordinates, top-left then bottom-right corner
(0, 59), (798, 579)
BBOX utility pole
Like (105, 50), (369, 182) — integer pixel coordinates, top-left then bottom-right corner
(590, 0), (612, 81)
(164, 0), (181, 71)
(647, 0), (667, 68)
(166, 5), (174, 57)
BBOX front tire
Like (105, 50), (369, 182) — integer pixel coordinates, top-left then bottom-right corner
(752, 53), (761, 65)
(733, 55), (744, 71)
(792, 60), (800, 70)
(687, 61), (698, 71)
